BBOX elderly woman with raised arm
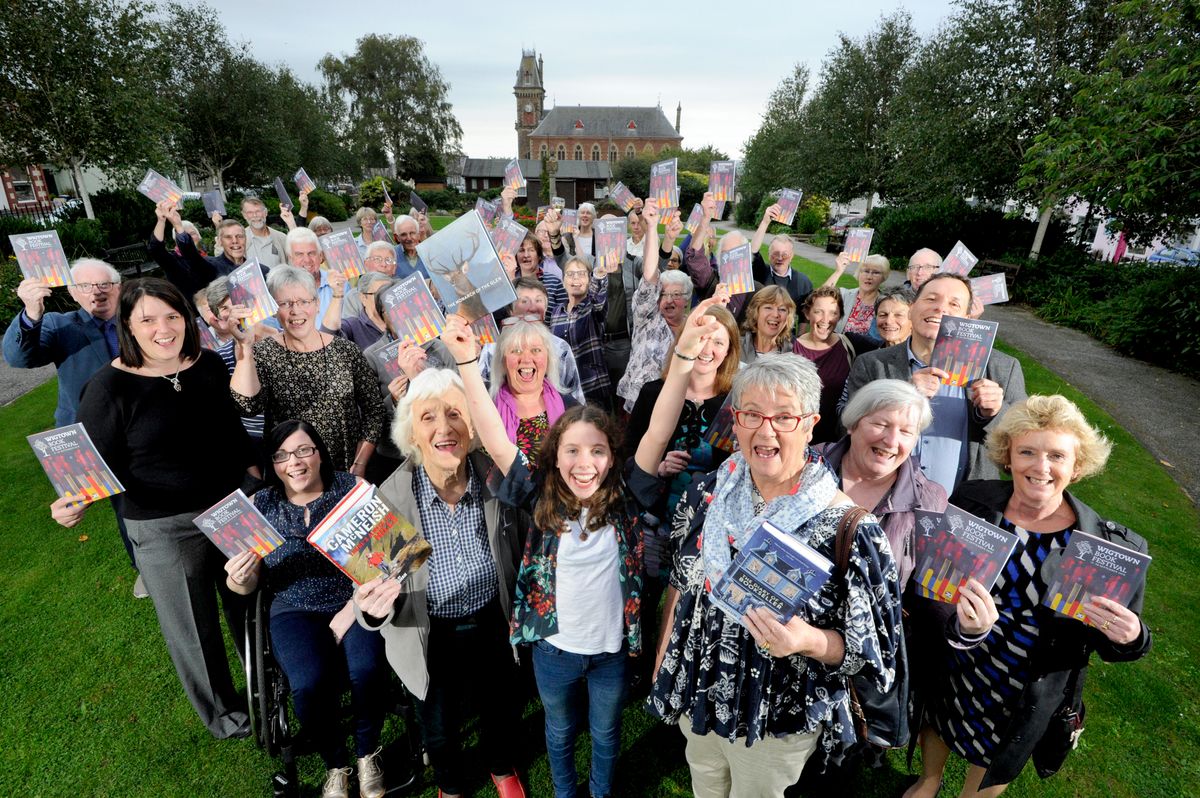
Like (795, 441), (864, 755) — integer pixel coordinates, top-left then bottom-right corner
(320, 270), (391, 351)
(445, 297), (728, 798)
(905, 395), (1151, 798)
(646, 354), (903, 797)
(616, 198), (696, 412)
(739, 285), (796, 363)
(229, 265), (387, 478)
(823, 252), (890, 336)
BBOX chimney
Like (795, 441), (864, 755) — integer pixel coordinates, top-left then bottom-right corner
(675, 102), (681, 134)
(538, 53), (544, 84)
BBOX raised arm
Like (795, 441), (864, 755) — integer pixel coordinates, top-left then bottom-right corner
(641, 198), (661, 284)
(821, 251), (851, 289)
(750, 202), (781, 256)
(440, 314), (519, 474)
(319, 270), (348, 334)
(228, 308), (263, 407)
(633, 293), (729, 475)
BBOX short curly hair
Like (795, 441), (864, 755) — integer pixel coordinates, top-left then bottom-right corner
(985, 394), (1112, 480)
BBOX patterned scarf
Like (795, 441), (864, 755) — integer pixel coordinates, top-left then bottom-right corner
(701, 449), (839, 590)
(496, 380), (566, 441)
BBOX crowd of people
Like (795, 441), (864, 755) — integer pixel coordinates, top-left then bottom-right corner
(5, 184), (1152, 798)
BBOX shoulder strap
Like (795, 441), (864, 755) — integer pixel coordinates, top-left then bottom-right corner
(834, 505), (871, 576)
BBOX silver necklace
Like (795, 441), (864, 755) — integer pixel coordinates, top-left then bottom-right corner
(162, 369), (182, 392)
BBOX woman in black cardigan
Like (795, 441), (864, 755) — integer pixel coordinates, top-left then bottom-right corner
(905, 395), (1151, 797)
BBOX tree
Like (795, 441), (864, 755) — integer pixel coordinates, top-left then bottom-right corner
(1021, 0), (1200, 245)
(741, 64), (810, 204)
(0, 0), (178, 218)
(793, 13), (919, 208)
(320, 35), (463, 174)
(656, 145), (731, 174)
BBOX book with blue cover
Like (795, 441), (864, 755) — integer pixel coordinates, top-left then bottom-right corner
(913, 505), (1018, 604)
(418, 210), (516, 328)
(710, 519), (834, 626)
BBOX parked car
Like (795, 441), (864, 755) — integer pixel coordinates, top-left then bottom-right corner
(1147, 246), (1200, 266)
(825, 214), (866, 253)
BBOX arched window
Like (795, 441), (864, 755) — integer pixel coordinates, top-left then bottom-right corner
(539, 144), (548, 159)
(609, 145), (617, 162)
(556, 145), (566, 161)
(643, 143), (654, 155)
(625, 145), (635, 159)
(574, 144), (583, 161)
(591, 145), (601, 161)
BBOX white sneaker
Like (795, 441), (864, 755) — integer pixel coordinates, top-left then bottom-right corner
(132, 574), (149, 599)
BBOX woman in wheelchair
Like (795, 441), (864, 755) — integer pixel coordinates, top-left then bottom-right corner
(225, 420), (389, 798)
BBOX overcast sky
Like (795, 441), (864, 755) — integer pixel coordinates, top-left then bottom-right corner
(205, 1), (956, 160)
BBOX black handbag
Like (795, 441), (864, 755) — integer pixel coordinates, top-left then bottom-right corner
(1031, 669), (1086, 778)
(834, 506), (911, 749)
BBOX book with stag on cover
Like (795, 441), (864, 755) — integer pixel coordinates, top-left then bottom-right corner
(417, 210), (516, 327)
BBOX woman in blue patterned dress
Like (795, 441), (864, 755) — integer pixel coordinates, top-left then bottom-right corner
(905, 395), (1152, 798)
(647, 354), (904, 797)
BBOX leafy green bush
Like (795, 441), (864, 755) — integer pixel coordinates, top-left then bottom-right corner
(865, 197), (1069, 260)
(678, 171), (707, 215)
(56, 219), (108, 258)
(91, 188), (151, 248)
(306, 188), (348, 222)
(735, 191), (764, 227)
(0, 215), (43, 257)
(180, 199), (212, 228)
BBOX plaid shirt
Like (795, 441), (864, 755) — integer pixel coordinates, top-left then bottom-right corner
(413, 460), (498, 618)
(550, 276), (609, 404)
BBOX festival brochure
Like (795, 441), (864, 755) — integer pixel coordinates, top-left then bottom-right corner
(708, 160), (737, 216)
(929, 315), (999, 387)
(370, 338), (406, 382)
(417, 210), (517, 326)
(371, 220), (393, 245)
(704, 393), (738, 453)
(594, 217), (628, 274)
(649, 158), (679, 211)
(551, 196), (566, 210)
(1043, 530), (1152, 624)
(710, 519), (835, 626)
(775, 188), (803, 226)
(913, 505), (1019, 604)
(940, 240), (979, 277)
(475, 197), (500, 226)
(718, 242), (755, 295)
(318, 229), (365, 279)
(27, 423), (125, 504)
(307, 480), (433, 585)
(535, 205), (549, 223)
(561, 208), (579, 234)
(193, 489), (285, 559)
(610, 181), (637, 213)
(9, 230), (72, 286)
(843, 228), (874, 264)
(470, 313), (500, 345)
(490, 216), (529, 259)
(504, 158), (526, 191)
(293, 167), (316, 195)
(380, 273), (447, 346)
(970, 273), (1010, 306)
(197, 319), (223, 351)
(273, 177), (293, 210)
(660, 208), (680, 229)
(136, 168), (184, 208)
(227, 260), (278, 327)
(408, 191), (427, 213)
(201, 190), (226, 217)
(685, 203), (705, 235)
(382, 184), (393, 207)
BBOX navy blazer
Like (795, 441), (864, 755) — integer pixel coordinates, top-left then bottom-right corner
(3, 309), (113, 426)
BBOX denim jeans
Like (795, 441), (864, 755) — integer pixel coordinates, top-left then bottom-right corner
(531, 639), (628, 798)
(270, 604), (389, 769)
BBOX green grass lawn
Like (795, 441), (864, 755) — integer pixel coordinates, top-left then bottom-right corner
(3, 266), (1197, 795)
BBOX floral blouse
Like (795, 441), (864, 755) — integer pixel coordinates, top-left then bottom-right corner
(646, 469), (903, 762)
(616, 279), (677, 412)
(515, 412), (549, 468)
(498, 455), (662, 654)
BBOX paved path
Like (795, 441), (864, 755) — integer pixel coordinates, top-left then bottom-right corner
(769, 232), (1200, 504)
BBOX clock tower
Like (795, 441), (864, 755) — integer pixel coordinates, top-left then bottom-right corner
(514, 50), (545, 159)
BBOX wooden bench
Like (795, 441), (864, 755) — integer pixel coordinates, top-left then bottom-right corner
(979, 258), (1022, 291)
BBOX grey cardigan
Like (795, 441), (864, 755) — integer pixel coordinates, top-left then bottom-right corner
(353, 451), (522, 700)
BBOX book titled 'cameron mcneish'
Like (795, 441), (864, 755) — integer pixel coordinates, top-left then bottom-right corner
(193, 489), (285, 559)
(1043, 530), (1151, 624)
(307, 480), (432, 585)
(710, 519), (834, 627)
(929, 315), (999, 387)
(28, 423), (125, 504)
(913, 505), (1018, 604)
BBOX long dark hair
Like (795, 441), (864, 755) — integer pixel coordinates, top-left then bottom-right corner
(533, 405), (626, 534)
(262, 420), (336, 496)
(117, 277), (201, 368)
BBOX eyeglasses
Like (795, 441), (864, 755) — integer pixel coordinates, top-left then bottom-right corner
(909, 264), (938, 274)
(563, 270), (589, 279)
(733, 409), (813, 433)
(74, 281), (118, 293)
(270, 444), (318, 463)
(278, 299), (317, 310)
(660, 292), (688, 301)
(501, 313), (545, 326)
(361, 291), (379, 298)
(366, 257), (396, 266)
